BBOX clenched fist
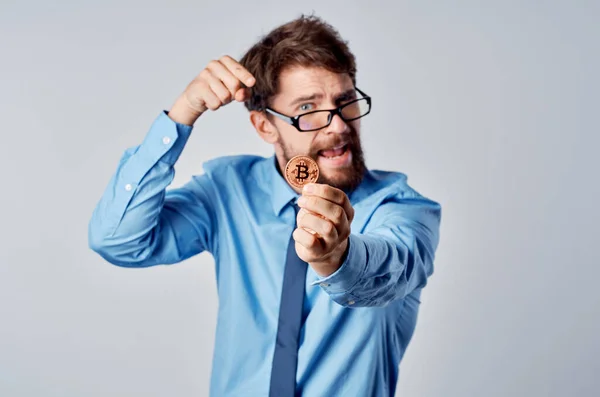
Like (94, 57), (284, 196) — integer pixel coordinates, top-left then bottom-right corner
(168, 55), (255, 125)
(294, 183), (355, 277)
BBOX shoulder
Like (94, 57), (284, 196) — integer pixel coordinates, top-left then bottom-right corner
(190, 154), (271, 197)
(194, 154), (271, 189)
(201, 154), (267, 176)
(368, 169), (408, 189)
(359, 169), (442, 234)
(362, 169), (423, 198)
(362, 168), (441, 209)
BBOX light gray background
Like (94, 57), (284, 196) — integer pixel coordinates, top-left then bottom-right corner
(1, 1), (598, 396)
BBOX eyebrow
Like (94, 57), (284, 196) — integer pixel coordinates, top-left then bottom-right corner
(288, 88), (357, 107)
(289, 93), (322, 107)
(334, 88), (358, 102)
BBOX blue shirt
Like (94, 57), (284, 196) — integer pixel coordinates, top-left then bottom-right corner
(88, 111), (442, 396)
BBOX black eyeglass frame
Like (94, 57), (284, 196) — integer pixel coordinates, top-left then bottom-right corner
(264, 87), (372, 132)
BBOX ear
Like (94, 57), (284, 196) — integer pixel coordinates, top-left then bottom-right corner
(250, 111), (278, 144)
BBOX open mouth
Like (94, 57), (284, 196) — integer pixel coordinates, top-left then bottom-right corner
(317, 143), (352, 168)
(318, 143), (349, 159)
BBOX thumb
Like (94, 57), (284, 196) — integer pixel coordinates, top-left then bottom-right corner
(234, 87), (250, 102)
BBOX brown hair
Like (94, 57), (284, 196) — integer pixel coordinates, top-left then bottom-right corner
(239, 14), (357, 112)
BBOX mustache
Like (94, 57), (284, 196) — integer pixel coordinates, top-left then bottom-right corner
(312, 135), (359, 154)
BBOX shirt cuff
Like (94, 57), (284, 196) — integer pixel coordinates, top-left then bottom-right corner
(136, 110), (193, 167)
(105, 111), (193, 234)
(310, 234), (368, 294)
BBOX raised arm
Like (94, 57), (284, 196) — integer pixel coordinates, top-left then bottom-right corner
(88, 55), (256, 267)
(87, 112), (217, 267)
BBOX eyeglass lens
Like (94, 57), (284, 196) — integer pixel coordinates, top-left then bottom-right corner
(297, 98), (370, 131)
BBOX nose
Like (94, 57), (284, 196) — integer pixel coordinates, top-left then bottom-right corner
(323, 112), (350, 135)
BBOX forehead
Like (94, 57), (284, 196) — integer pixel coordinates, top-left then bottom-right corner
(273, 66), (354, 102)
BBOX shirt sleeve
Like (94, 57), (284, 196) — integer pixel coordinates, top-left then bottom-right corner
(311, 188), (442, 307)
(88, 111), (218, 268)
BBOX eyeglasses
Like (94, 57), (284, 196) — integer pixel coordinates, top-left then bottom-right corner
(264, 87), (372, 132)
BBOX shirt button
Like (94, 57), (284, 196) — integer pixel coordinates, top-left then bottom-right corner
(348, 300), (355, 305)
(125, 183), (133, 191)
(162, 136), (171, 145)
(319, 282), (330, 287)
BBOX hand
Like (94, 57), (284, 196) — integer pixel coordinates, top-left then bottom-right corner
(168, 55), (256, 125)
(294, 183), (355, 277)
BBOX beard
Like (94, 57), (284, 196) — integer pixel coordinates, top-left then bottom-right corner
(278, 129), (367, 193)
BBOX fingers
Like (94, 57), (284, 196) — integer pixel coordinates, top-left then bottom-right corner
(297, 195), (347, 235)
(183, 55), (256, 114)
(293, 184), (354, 267)
(297, 184), (354, 240)
(206, 59), (244, 99)
(302, 183), (354, 222)
(235, 87), (250, 102)
(293, 227), (325, 261)
(193, 79), (221, 111)
(297, 208), (339, 243)
(200, 63), (248, 107)
(219, 55), (256, 87)
(200, 69), (232, 105)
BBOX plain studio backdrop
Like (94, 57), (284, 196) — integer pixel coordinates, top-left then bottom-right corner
(1, 1), (598, 396)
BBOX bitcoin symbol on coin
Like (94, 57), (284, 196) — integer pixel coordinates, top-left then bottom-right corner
(295, 162), (309, 181)
(285, 155), (319, 189)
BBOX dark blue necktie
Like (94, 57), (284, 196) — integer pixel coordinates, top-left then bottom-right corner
(269, 205), (308, 397)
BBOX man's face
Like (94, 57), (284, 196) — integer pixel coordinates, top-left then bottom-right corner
(267, 66), (367, 193)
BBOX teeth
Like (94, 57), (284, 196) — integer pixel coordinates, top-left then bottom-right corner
(321, 143), (346, 152)
(321, 144), (347, 159)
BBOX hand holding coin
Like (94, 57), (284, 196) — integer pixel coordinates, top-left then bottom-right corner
(293, 182), (355, 277)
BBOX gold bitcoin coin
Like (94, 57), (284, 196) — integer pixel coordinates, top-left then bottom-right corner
(284, 155), (320, 190)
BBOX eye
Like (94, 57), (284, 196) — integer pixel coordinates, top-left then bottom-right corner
(299, 103), (314, 112)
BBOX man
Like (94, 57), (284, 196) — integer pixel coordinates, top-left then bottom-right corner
(89, 14), (442, 397)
